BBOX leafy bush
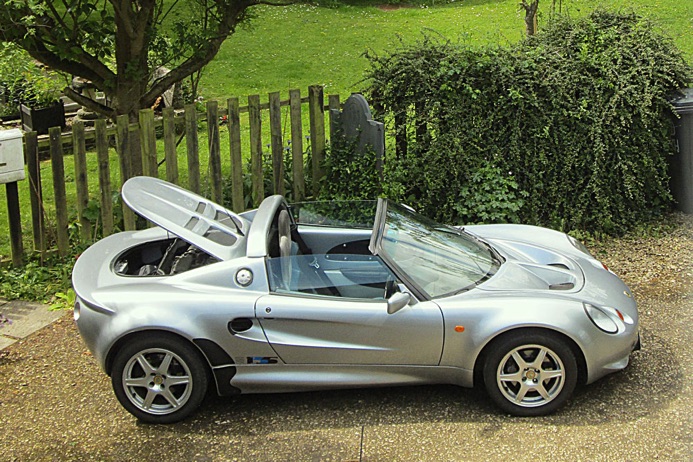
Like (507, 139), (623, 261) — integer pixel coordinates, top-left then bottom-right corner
(0, 253), (76, 305)
(454, 165), (526, 225)
(363, 10), (691, 234)
(0, 43), (66, 116)
(319, 134), (382, 201)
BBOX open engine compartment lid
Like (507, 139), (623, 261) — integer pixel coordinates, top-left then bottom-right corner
(121, 176), (249, 261)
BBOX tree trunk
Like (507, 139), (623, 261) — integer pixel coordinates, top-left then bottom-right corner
(113, 0), (154, 121)
(521, 0), (540, 36)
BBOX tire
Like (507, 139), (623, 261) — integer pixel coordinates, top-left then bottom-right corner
(482, 330), (577, 417)
(111, 334), (209, 424)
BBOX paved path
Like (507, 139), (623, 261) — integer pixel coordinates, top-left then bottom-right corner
(0, 298), (65, 350)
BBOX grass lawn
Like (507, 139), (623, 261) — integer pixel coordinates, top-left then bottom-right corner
(0, 0), (691, 259)
(199, 0), (692, 100)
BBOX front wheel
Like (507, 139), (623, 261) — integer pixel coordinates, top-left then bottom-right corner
(111, 334), (209, 424)
(483, 331), (577, 416)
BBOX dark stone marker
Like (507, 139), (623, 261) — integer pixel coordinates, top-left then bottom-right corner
(330, 93), (385, 175)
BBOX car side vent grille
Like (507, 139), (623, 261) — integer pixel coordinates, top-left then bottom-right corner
(549, 282), (575, 290)
(548, 263), (570, 270)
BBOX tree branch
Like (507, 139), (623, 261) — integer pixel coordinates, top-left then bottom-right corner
(63, 86), (116, 118)
(141, 0), (262, 105)
(254, 0), (294, 5)
(110, 0), (135, 38)
(24, 39), (115, 89)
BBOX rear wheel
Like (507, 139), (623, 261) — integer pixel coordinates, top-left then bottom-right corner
(111, 334), (209, 424)
(483, 330), (577, 416)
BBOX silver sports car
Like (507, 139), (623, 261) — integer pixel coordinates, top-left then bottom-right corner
(72, 176), (640, 423)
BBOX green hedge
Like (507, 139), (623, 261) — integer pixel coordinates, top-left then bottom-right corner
(359, 10), (691, 235)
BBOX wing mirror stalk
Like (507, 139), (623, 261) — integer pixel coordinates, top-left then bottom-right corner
(387, 292), (411, 314)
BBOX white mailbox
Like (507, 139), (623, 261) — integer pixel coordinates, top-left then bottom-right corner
(0, 129), (25, 184)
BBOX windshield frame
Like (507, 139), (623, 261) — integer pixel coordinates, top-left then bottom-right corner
(369, 199), (501, 300)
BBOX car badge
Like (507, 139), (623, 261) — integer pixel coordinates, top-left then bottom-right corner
(235, 268), (253, 287)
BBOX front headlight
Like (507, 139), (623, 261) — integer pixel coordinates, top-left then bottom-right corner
(584, 303), (625, 334)
(73, 299), (81, 322)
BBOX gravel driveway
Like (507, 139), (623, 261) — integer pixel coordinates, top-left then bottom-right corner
(1, 214), (691, 461)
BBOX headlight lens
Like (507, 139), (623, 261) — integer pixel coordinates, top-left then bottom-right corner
(584, 303), (623, 334)
(73, 300), (81, 321)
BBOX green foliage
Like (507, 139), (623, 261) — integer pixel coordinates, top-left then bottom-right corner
(319, 135), (382, 201)
(364, 10), (691, 234)
(50, 288), (76, 311)
(0, 253), (77, 305)
(455, 165), (527, 225)
(0, 43), (65, 116)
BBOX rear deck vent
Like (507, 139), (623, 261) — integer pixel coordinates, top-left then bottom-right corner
(549, 282), (575, 291)
(548, 263), (570, 270)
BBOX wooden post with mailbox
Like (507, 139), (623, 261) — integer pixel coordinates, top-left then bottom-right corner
(0, 129), (26, 266)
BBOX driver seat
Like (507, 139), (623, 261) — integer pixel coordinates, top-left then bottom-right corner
(277, 209), (293, 289)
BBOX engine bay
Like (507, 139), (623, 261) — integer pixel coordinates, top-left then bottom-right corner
(114, 238), (219, 276)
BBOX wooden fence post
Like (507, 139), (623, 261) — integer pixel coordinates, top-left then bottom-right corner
(248, 94), (263, 207)
(309, 85), (325, 198)
(163, 107), (179, 185)
(394, 110), (407, 159)
(72, 120), (91, 242)
(328, 94), (341, 141)
(289, 89), (305, 202)
(115, 115), (131, 182)
(227, 97), (244, 212)
(415, 100), (428, 149)
(95, 119), (113, 236)
(207, 100), (222, 204)
(49, 127), (69, 257)
(184, 104), (200, 194)
(269, 92), (285, 196)
(24, 131), (45, 255)
(6, 181), (23, 266)
(139, 109), (157, 177)
(129, 122), (143, 178)
(116, 114), (136, 231)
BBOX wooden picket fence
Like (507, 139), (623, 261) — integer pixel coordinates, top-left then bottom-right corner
(5, 85), (343, 266)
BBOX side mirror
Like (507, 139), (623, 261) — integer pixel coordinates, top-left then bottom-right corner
(387, 292), (411, 314)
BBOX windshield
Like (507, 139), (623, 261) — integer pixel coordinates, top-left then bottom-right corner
(375, 202), (500, 298)
(291, 201), (377, 229)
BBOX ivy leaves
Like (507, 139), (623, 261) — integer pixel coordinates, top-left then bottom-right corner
(364, 10), (691, 234)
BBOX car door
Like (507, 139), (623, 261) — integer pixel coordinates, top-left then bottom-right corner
(255, 293), (443, 365)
